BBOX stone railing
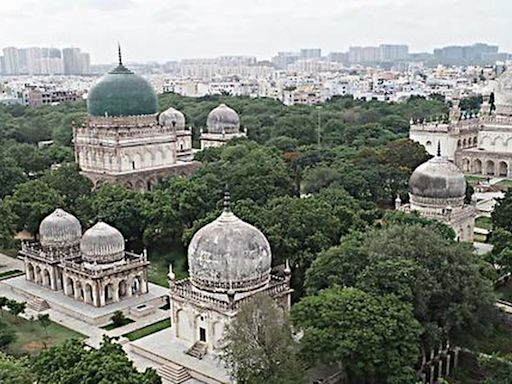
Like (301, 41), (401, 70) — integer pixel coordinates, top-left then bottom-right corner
(481, 114), (512, 126)
(21, 241), (80, 262)
(410, 118), (481, 133)
(61, 251), (147, 277)
(87, 114), (158, 128)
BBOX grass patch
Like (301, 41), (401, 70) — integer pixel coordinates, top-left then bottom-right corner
(2, 311), (84, 356)
(123, 318), (171, 341)
(0, 269), (23, 280)
(475, 217), (493, 231)
(466, 176), (487, 186)
(496, 179), (512, 189)
(101, 317), (135, 330)
(474, 233), (487, 243)
(0, 248), (19, 258)
(147, 246), (188, 287)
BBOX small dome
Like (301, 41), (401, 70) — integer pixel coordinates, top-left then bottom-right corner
(495, 68), (512, 115)
(39, 209), (82, 248)
(87, 57), (157, 117)
(410, 155), (466, 201)
(159, 107), (185, 129)
(80, 222), (125, 264)
(188, 207), (272, 293)
(206, 104), (240, 134)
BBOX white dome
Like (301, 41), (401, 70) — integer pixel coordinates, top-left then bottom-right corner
(495, 68), (512, 115)
(159, 106), (186, 129)
(39, 209), (82, 248)
(206, 104), (240, 134)
(80, 222), (125, 264)
(188, 205), (272, 293)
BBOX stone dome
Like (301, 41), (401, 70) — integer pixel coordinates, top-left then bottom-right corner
(39, 209), (82, 248)
(188, 204), (272, 293)
(87, 53), (157, 117)
(206, 104), (240, 134)
(410, 154), (466, 202)
(494, 68), (512, 115)
(80, 222), (125, 264)
(159, 107), (185, 129)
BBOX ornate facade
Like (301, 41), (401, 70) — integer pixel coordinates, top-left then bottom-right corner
(397, 146), (476, 242)
(410, 68), (512, 178)
(20, 209), (149, 307)
(168, 192), (292, 358)
(74, 50), (199, 191)
(200, 104), (246, 149)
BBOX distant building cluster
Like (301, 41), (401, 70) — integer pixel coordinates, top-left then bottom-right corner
(0, 46), (91, 75)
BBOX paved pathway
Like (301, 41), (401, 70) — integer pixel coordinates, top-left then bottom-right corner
(0, 252), (23, 274)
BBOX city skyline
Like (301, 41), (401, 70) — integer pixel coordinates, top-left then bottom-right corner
(1, 0), (511, 64)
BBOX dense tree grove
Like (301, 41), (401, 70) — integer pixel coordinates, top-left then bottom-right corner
(0, 94), (504, 383)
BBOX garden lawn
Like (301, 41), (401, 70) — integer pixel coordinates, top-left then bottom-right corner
(475, 216), (493, 231)
(3, 311), (84, 356)
(496, 179), (512, 189)
(147, 246), (187, 287)
(123, 318), (171, 341)
(466, 176), (487, 186)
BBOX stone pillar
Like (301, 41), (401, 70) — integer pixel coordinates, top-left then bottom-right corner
(74, 280), (81, 301)
(92, 284), (99, 307)
(25, 261), (32, 281)
(99, 283), (106, 307)
(113, 283), (120, 303)
(50, 268), (57, 291)
(127, 277), (133, 297)
(62, 274), (69, 296)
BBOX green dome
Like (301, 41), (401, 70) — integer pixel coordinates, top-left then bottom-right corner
(87, 64), (158, 117)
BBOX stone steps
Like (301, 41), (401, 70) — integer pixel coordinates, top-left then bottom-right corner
(158, 362), (191, 384)
(185, 341), (207, 360)
(27, 297), (50, 312)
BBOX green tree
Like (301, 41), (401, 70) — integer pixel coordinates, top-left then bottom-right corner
(479, 354), (512, 384)
(4, 180), (62, 235)
(0, 296), (8, 316)
(32, 337), (161, 384)
(292, 287), (422, 383)
(0, 201), (17, 248)
(6, 300), (26, 322)
(37, 313), (51, 337)
(0, 318), (16, 350)
(0, 156), (26, 198)
(0, 352), (33, 384)
(110, 311), (127, 327)
(222, 294), (305, 384)
(492, 190), (512, 233)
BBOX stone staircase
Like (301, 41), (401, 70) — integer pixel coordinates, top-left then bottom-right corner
(157, 362), (191, 384)
(185, 341), (207, 360)
(27, 297), (50, 312)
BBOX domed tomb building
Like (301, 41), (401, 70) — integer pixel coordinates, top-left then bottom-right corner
(20, 209), (149, 307)
(151, 192), (292, 381)
(200, 103), (246, 149)
(410, 67), (512, 178)
(74, 47), (197, 191)
(397, 145), (476, 242)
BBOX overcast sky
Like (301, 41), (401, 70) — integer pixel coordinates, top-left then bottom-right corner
(1, 0), (510, 64)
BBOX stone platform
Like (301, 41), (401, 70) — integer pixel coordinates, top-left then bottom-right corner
(129, 327), (230, 384)
(1, 276), (168, 326)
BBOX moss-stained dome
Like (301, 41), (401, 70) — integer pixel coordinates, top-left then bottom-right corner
(87, 50), (157, 117)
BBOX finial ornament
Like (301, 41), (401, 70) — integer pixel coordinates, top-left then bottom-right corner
(437, 141), (441, 157)
(223, 186), (231, 212)
(118, 43), (123, 66)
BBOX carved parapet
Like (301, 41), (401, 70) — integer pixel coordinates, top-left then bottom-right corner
(87, 114), (159, 128)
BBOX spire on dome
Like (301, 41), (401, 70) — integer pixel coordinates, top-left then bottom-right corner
(223, 187), (231, 212)
(118, 43), (123, 66)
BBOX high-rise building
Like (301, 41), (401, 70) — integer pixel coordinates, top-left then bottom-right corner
(433, 43), (499, 64)
(3, 47), (20, 75)
(300, 48), (322, 59)
(62, 47), (82, 75)
(271, 51), (301, 69)
(79, 52), (91, 75)
(26, 47), (43, 74)
(379, 44), (409, 62)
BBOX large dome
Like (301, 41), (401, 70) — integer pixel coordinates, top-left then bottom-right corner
(188, 203), (272, 293)
(87, 58), (157, 117)
(80, 222), (125, 264)
(410, 154), (466, 201)
(39, 209), (82, 248)
(159, 106), (185, 129)
(495, 68), (512, 115)
(206, 104), (240, 134)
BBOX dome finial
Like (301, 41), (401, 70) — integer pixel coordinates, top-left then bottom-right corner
(223, 186), (231, 212)
(437, 141), (441, 157)
(118, 43), (123, 66)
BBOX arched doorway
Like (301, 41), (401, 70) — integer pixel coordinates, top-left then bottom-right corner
(132, 276), (142, 295)
(35, 266), (42, 285)
(42, 269), (51, 288)
(104, 283), (114, 304)
(473, 159), (482, 174)
(462, 158), (470, 172)
(27, 263), (35, 281)
(85, 284), (93, 304)
(66, 277), (74, 297)
(119, 280), (127, 299)
(499, 161), (508, 177)
(485, 160), (495, 176)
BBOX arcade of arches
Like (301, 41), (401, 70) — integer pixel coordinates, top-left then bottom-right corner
(457, 155), (511, 177)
